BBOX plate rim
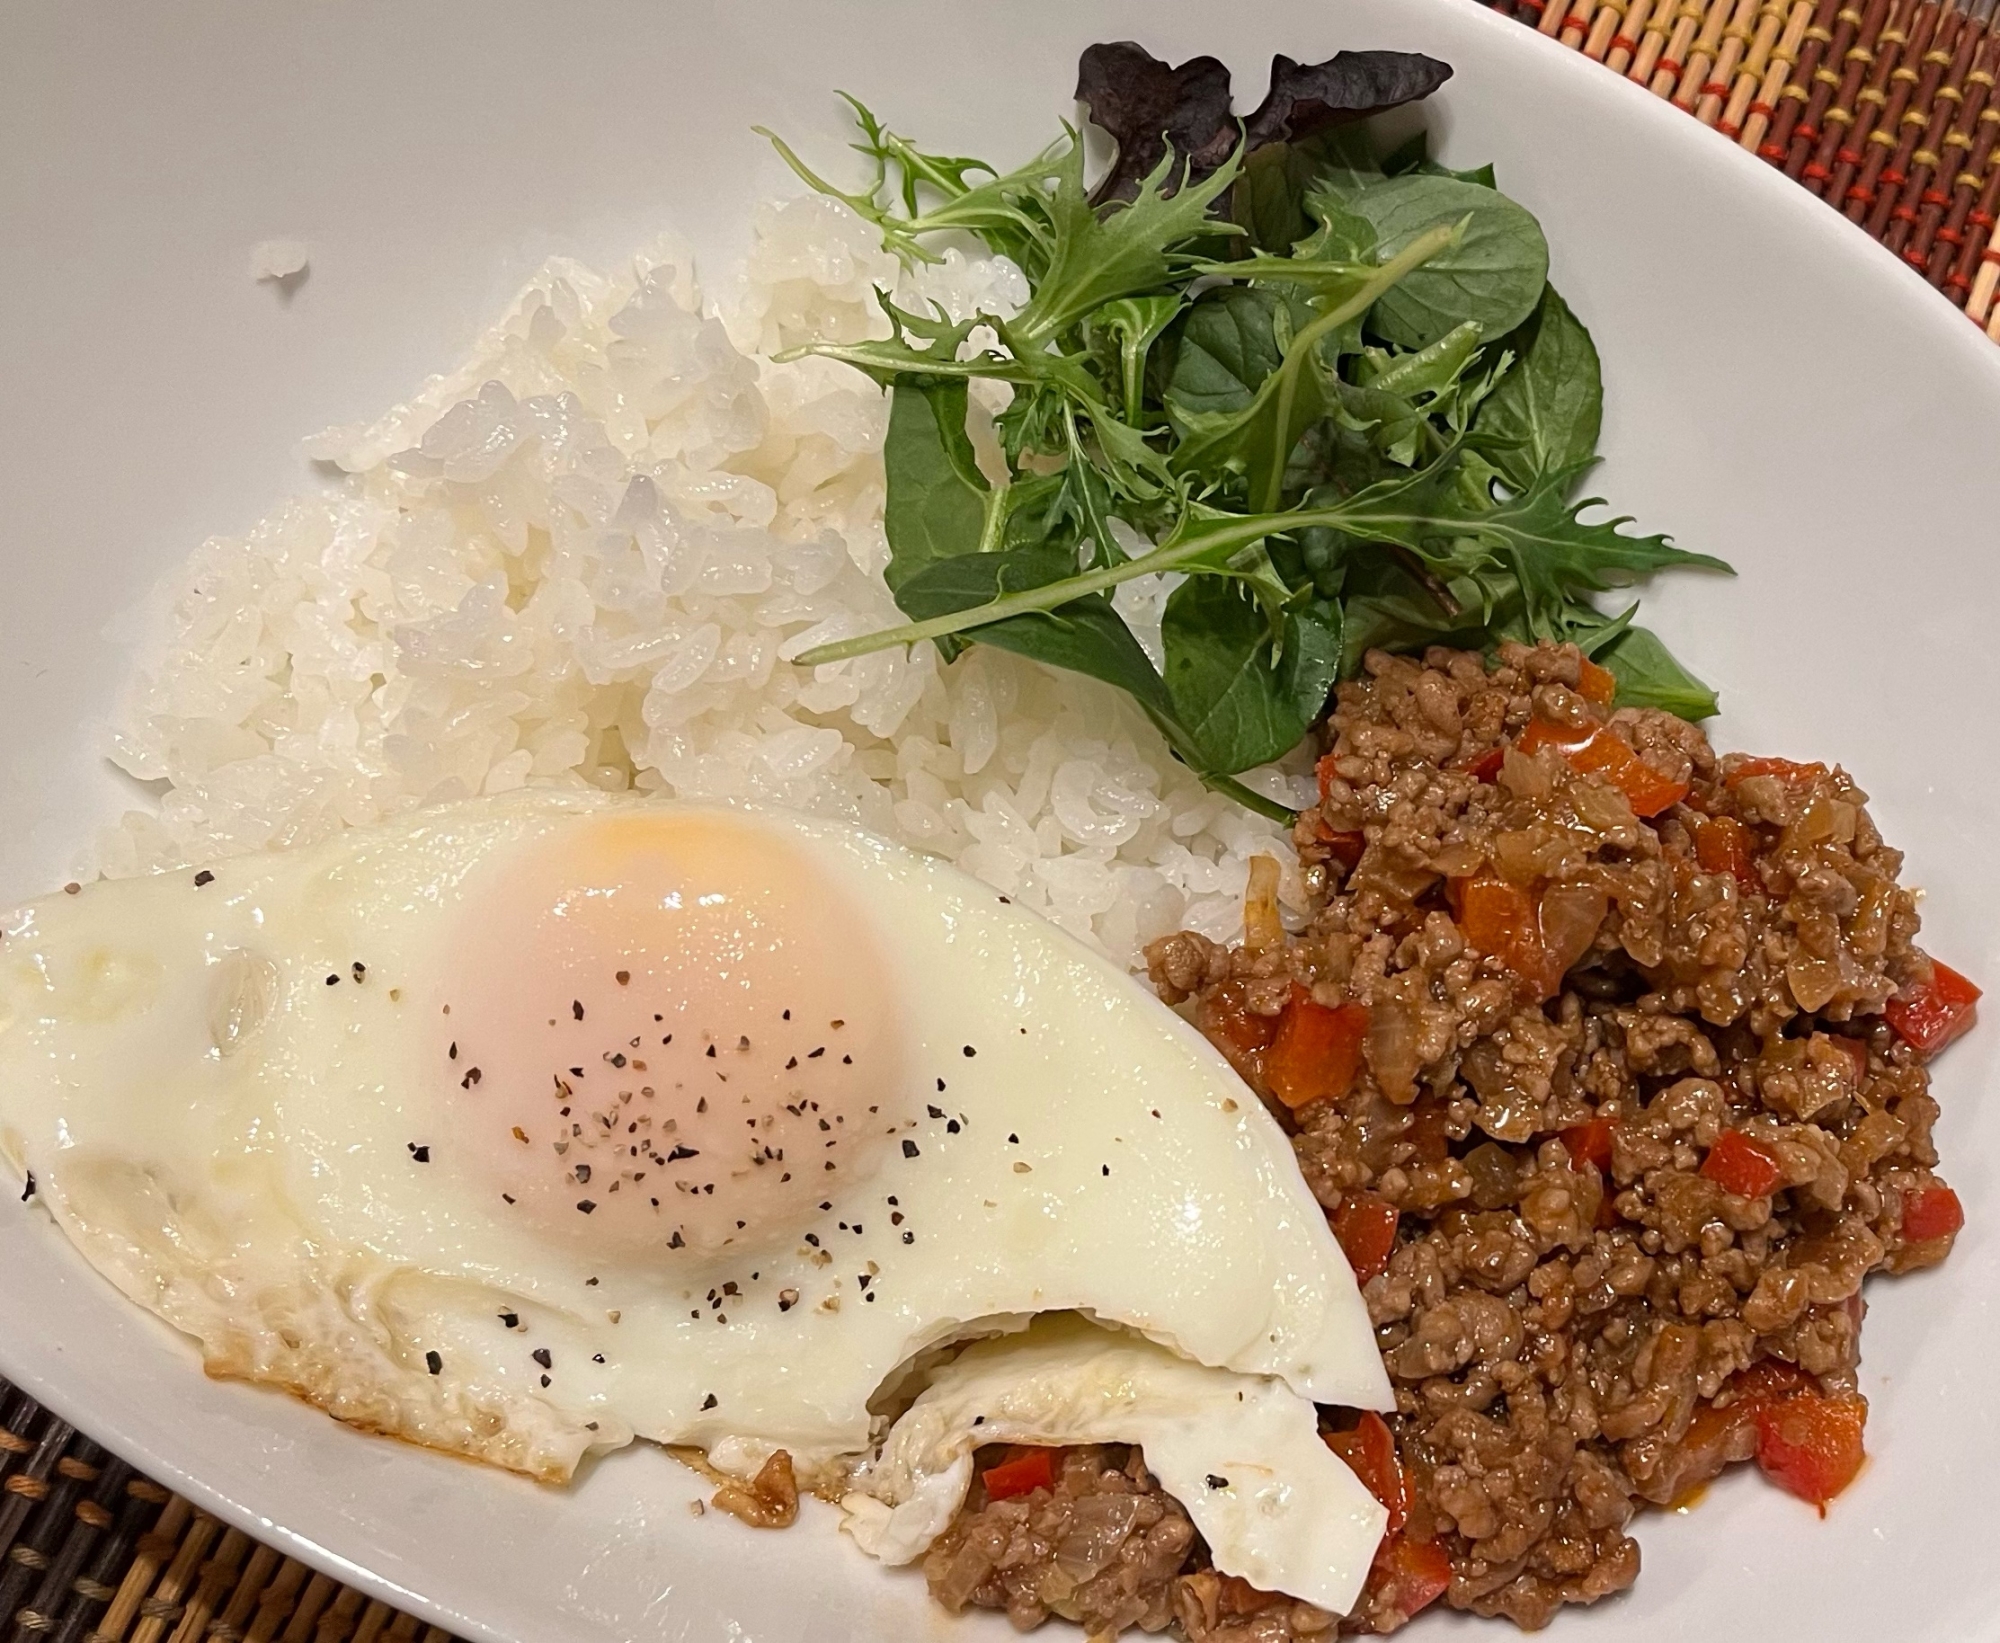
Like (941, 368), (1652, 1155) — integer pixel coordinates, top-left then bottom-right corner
(3, 5), (1998, 1639)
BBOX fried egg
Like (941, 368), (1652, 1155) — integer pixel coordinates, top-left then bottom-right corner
(845, 1313), (1389, 1616)
(0, 791), (1385, 1524)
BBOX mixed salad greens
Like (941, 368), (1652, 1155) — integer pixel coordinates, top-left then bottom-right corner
(773, 43), (1726, 822)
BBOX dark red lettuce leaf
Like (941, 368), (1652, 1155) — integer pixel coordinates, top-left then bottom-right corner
(1075, 41), (1238, 205)
(1075, 41), (1453, 204)
(1243, 51), (1453, 148)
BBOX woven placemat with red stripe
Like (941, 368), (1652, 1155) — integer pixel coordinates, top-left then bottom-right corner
(1482, 0), (2000, 325)
(9, 7), (1995, 1638)
(0, 1382), (457, 1643)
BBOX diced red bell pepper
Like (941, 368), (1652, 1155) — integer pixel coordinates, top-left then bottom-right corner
(1449, 871), (1546, 989)
(1450, 871), (1604, 1002)
(981, 1446), (1057, 1501)
(1700, 1129), (1785, 1199)
(1883, 959), (1982, 1058)
(1693, 815), (1760, 893)
(1754, 1392), (1867, 1513)
(1517, 717), (1690, 817)
(1725, 755), (1827, 790)
(1514, 716), (1594, 758)
(1264, 988), (1371, 1111)
(1560, 1117), (1614, 1173)
(1576, 656), (1618, 705)
(1370, 1535), (1452, 1620)
(1333, 1192), (1401, 1285)
(1673, 1359), (1829, 1507)
(1688, 1362), (1867, 1515)
(1901, 1183), (1965, 1244)
(1324, 1411), (1408, 1534)
(1316, 823), (1366, 870)
(1316, 754), (1340, 803)
(1461, 745), (1505, 783)
(1569, 731), (1690, 817)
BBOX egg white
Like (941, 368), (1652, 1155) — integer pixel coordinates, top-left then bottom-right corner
(0, 791), (1386, 1486)
(845, 1313), (1388, 1615)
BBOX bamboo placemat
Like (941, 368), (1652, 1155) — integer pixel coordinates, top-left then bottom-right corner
(0, 1382), (457, 1643)
(1482, 0), (2000, 330)
(8, 7), (1997, 1639)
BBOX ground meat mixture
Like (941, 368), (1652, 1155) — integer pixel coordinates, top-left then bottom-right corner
(928, 643), (1969, 1637)
(711, 1448), (800, 1528)
(926, 1444), (1334, 1641)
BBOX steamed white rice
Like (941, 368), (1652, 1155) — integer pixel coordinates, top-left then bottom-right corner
(97, 192), (1310, 967)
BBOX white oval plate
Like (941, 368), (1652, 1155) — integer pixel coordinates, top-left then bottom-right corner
(2, 2), (1997, 1638)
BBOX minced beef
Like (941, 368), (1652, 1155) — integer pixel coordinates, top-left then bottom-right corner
(927, 643), (1966, 1637)
(924, 1445), (1199, 1633)
(925, 1444), (1334, 1640)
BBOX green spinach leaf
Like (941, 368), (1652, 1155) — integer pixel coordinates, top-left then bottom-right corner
(1169, 222), (1461, 507)
(1591, 622), (1720, 718)
(1332, 174), (1548, 348)
(1233, 142), (1317, 254)
(1471, 285), (1602, 490)
(1295, 192), (1379, 267)
(882, 378), (989, 597)
(1163, 578), (1344, 770)
(1164, 286), (1300, 417)
(773, 71), (1729, 825)
(894, 547), (1168, 708)
(1292, 124), (1390, 197)
(1382, 129), (1498, 189)
(1339, 562), (1521, 675)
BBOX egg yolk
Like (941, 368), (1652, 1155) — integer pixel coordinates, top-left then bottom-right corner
(433, 810), (903, 1258)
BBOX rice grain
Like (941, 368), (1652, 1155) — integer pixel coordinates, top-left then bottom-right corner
(99, 196), (1311, 966)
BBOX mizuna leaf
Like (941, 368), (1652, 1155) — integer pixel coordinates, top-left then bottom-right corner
(1091, 293), (1183, 422)
(1464, 469), (1730, 640)
(1011, 140), (1242, 346)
